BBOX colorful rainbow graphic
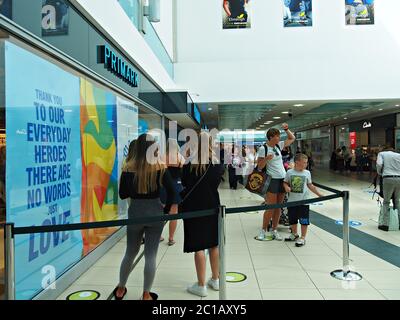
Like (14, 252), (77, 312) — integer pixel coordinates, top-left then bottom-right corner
(80, 79), (119, 253)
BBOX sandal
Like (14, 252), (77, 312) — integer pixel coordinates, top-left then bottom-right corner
(167, 239), (176, 246)
(113, 286), (127, 300)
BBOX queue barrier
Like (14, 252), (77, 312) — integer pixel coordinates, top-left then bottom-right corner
(3, 182), (361, 301)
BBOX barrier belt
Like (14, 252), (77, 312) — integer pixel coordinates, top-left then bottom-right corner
(313, 182), (343, 195)
(225, 193), (342, 214)
(12, 208), (218, 235)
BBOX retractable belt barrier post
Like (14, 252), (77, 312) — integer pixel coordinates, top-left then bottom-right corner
(4, 182), (357, 300)
(4, 223), (16, 300)
(218, 205), (227, 300)
(330, 190), (363, 281)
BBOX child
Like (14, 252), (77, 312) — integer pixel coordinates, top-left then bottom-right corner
(283, 153), (323, 247)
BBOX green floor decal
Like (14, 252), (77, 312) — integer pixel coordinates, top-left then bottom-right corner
(66, 290), (100, 300)
(226, 272), (247, 283)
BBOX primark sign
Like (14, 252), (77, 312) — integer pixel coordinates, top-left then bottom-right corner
(97, 45), (139, 88)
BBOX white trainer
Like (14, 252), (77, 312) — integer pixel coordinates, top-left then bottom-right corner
(272, 230), (283, 241)
(187, 283), (208, 297)
(257, 229), (266, 240)
(207, 278), (219, 291)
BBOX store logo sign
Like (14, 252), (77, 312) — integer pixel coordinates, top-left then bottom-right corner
(97, 45), (139, 88)
(362, 121), (372, 129)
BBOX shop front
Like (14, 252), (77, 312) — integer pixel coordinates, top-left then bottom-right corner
(0, 0), (164, 300)
(348, 114), (396, 152)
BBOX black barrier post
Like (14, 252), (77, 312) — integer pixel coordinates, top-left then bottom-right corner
(4, 223), (15, 300)
(330, 191), (362, 281)
(218, 205), (226, 300)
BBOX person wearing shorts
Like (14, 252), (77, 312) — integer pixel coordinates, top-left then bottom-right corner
(283, 153), (323, 247)
(256, 123), (296, 241)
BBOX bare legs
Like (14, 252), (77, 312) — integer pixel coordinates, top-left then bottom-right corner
(194, 246), (219, 286)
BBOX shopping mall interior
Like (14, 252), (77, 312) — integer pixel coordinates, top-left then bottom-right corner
(1, 0), (400, 302)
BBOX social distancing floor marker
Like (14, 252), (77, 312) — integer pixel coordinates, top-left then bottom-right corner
(226, 272), (247, 283)
(254, 236), (273, 241)
(335, 220), (362, 227)
(66, 290), (100, 300)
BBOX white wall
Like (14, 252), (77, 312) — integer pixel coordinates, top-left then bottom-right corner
(72, 0), (177, 91)
(174, 0), (400, 103)
(151, 0), (174, 60)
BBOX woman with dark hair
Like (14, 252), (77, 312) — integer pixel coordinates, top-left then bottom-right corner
(114, 134), (177, 300)
(181, 132), (222, 297)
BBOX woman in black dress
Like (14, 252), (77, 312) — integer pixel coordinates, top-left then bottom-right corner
(180, 132), (222, 297)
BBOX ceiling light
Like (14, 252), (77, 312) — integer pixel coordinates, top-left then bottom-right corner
(294, 104), (304, 107)
(281, 111), (289, 114)
(396, 104), (400, 107)
(343, 118), (347, 120)
(273, 117), (281, 119)
(379, 108), (383, 111)
(208, 108), (212, 111)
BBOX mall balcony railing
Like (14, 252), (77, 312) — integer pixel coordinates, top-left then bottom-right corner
(118, 0), (174, 79)
(3, 183), (361, 300)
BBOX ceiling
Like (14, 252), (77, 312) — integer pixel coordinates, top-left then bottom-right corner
(198, 100), (400, 132)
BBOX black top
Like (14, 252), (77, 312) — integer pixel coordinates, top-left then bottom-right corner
(180, 162), (222, 253)
(119, 170), (176, 213)
(180, 163), (222, 211)
(228, 0), (245, 17)
(167, 166), (182, 180)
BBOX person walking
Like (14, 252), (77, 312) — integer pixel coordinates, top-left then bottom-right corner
(376, 146), (400, 231)
(114, 134), (177, 300)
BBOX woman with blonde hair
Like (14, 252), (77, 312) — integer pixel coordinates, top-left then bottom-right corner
(160, 138), (186, 245)
(180, 131), (223, 297)
(114, 133), (177, 300)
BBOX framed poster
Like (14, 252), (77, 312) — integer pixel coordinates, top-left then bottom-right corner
(223, 0), (251, 29)
(345, 0), (374, 25)
(283, 0), (313, 27)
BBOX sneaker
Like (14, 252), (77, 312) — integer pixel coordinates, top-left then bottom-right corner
(285, 233), (299, 242)
(187, 283), (208, 297)
(207, 278), (219, 291)
(295, 238), (306, 247)
(264, 231), (274, 240)
(272, 230), (283, 241)
(257, 229), (266, 240)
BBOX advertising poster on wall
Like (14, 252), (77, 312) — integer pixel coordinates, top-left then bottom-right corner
(283, 0), (313, 27)
(345, 0), (374, 25)
(222, 0), (251, 29)
(0, 0), (12, 19)
(5, 41), (83, 299)
(116, 96), (138, 217)
(41, 0), (70, 36)
(80, 79), (119, 255)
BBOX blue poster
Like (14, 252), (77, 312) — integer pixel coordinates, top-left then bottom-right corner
(5, 41), (83, 299)
(345, 0), (374, 25)
(283, 0), (313, 27)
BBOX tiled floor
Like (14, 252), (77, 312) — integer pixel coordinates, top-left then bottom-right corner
(57, 169), (400, 300)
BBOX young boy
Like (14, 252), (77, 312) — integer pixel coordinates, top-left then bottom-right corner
(283, 153), (323, 247)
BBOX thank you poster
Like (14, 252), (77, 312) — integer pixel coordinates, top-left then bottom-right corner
(5, 41), (83, 299)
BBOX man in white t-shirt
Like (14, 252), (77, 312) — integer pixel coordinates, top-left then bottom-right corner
(256, 123), (296, 241)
